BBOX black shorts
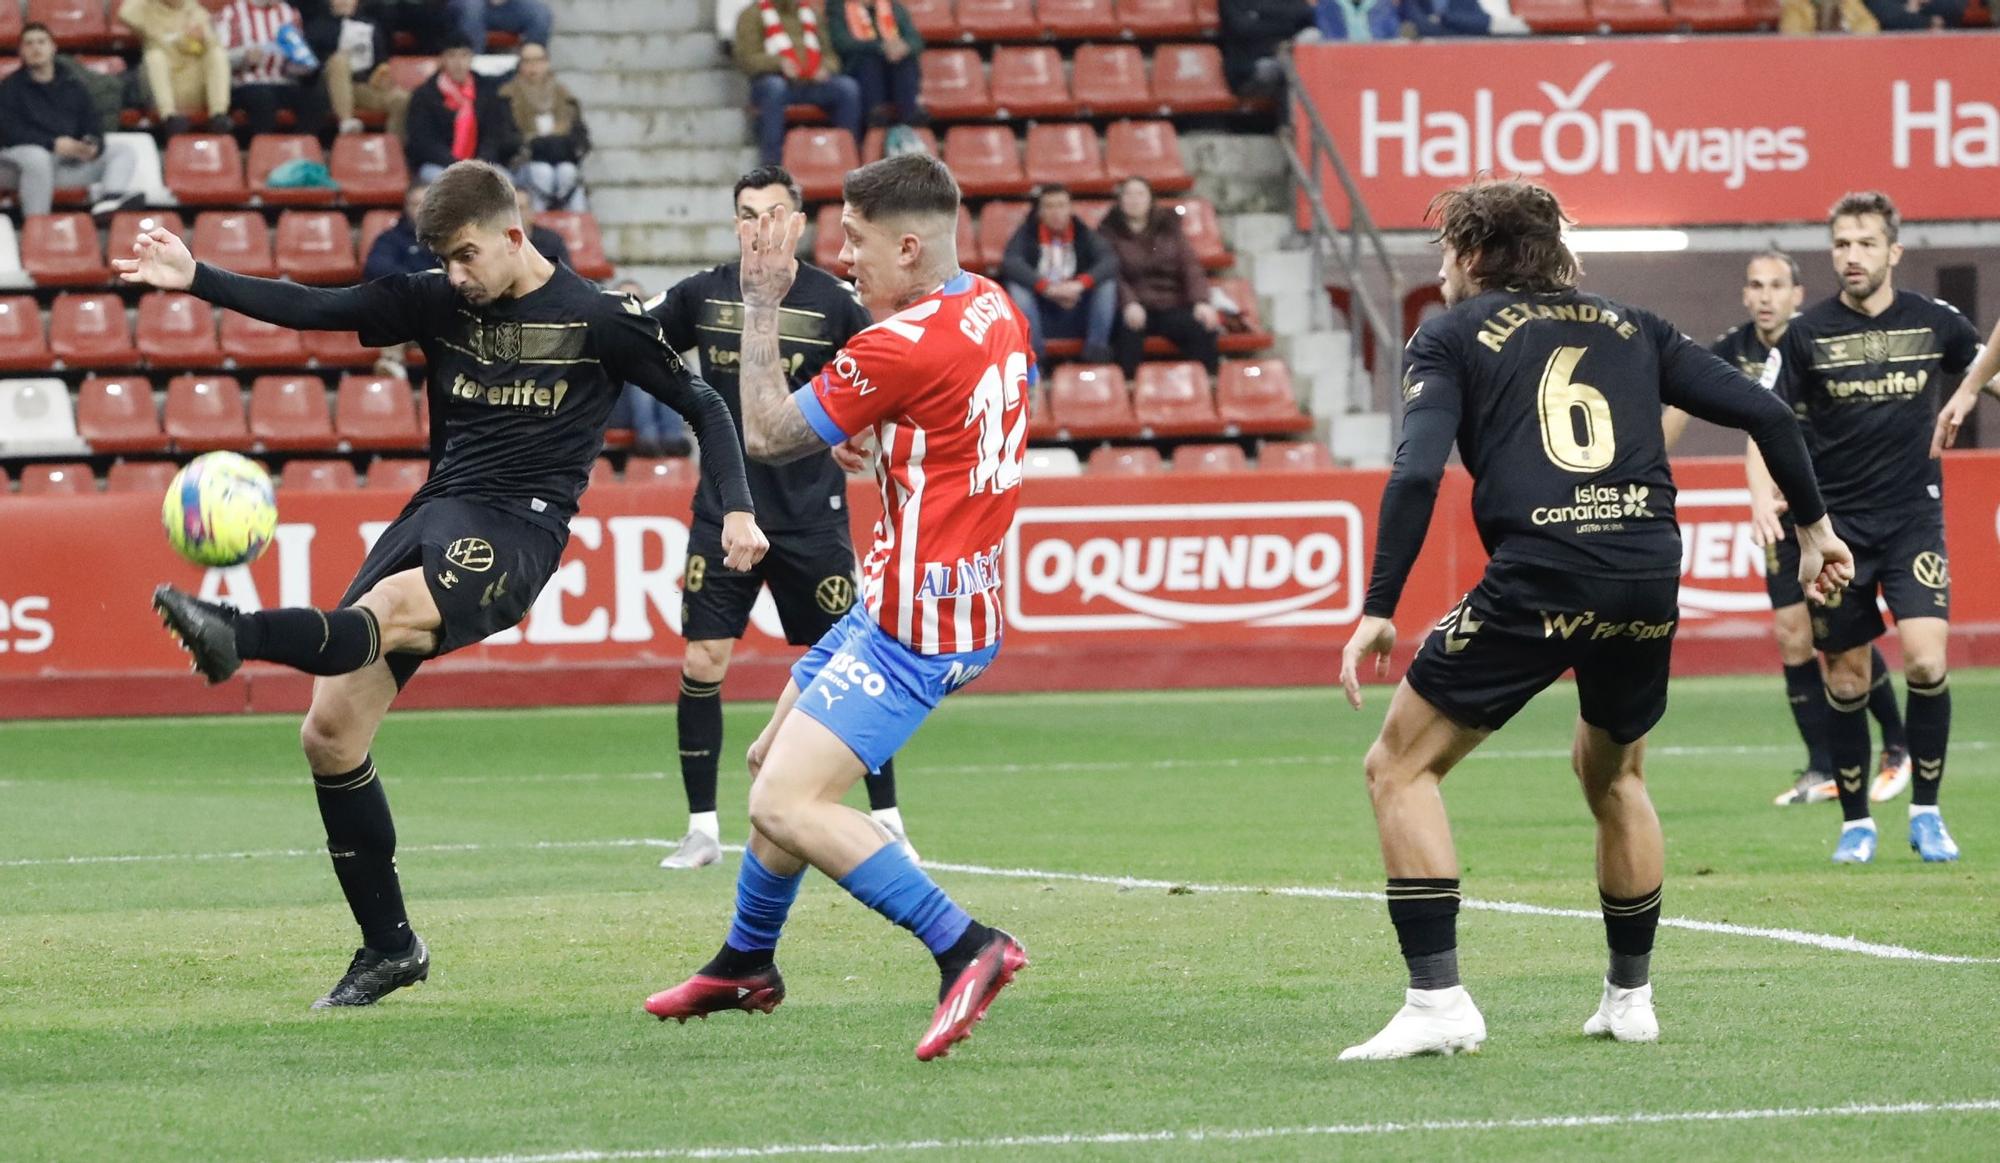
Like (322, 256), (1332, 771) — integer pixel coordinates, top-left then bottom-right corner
(339, 496), (567, 687)
(1811, 511), (1950, 654)
(1763, 518), (1805, 609)
(1404, 559), (1681, 745)
(681, 517), (859, 646)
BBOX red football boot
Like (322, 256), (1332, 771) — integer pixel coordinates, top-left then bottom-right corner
(643, 965), (785, 1023)
(915, 929), (1028, 1062)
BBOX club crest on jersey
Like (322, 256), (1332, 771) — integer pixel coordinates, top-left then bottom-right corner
(1860, 330), (1889, 364)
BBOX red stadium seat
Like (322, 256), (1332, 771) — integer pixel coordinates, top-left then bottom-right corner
(943, 126), (1027, 198)
(192, 211), (277, 278)
(250, 374), (335, 450)
(164, 373), (249, 451)
(276, 211), (361, 285)
(1194, 0), (1220, 29)
(137, 292), (221, 368)
(902, 0), (960, 40)
(1107, 121), (1192, 193)
(534, 211), (614, 280)
(357, 208), (401, 260)
(302, 329), (376, 368)
(19, 462), (95, 495)
(363, 457), (428, 490)
(627, 455), (697, 488)
(782, 128), (862, 202)
(1672, 0), (1763, 27)
(0, 4), (20, 50)
(1132, 361), (1221, 436)
(956, 204), (981, 274)
(1171, 197), (1229, 270)
(1590, 0), (1678, 28)
(990, 47), (1071, 120)
(220, 310), (308, 367)
(590, 457), (616, 488)
(164, 134), (248, 206)
(1171, 442), (1248, 474)
(1510, 0), (1598, 31)
(861, 125), (939, 165)
(1258, 440), (1333, 471)
(385, 55), (438, 92)
(1072, 45), (1155, 117)
(108, 210), (185, 268)
(918, 48), (992, 121)
(20, 213), (109, 286)
(1152, 44), (1235, 115)
(1085, 444), (1163, 475)
(976, 201), (1030, 278)
(1049, 364), (1138, 438)
(328, 133), (408, 206)
(50, 292), (139, 368)
(1041, 0), (1123, 38)
(77, 375), (167, 453)
(1026, 123), (1110, 195)
(1116, 0), (1205, 37)
(1217, 360), (1311, 434)
(249, 135), (336, 206)
(281, 458), (359, 491)
(1074, 199), (1112, 229)
(0, 295), (48, 370)
(107, 459), (180, 493)
(956, 0), (1040, 40)
(336, 375), (422, 449)
(1212, 277), (1272, 353)
(29, 1), (115, 49)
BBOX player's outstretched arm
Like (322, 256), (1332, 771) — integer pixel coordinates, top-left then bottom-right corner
(115, 227), (413, 337)
(1934, 315), (2000, 457)
(735, 209), (827, 464)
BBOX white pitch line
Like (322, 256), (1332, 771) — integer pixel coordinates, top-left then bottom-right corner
(0, 838), (670, 868)
(336, 1098), (2000, 1163)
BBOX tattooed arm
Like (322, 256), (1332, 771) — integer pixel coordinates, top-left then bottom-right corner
(736, 210), (829, 464)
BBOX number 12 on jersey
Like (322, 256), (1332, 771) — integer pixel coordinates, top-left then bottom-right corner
(966, 351), (1030, 496)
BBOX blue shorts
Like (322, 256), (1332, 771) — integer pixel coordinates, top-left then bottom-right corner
(789, 605), (999, 773)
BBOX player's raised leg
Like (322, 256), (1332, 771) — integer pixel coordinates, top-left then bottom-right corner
(1574, 723), (1663, 1043)
(1897, 616), (1957, 860)
(153, 567), (441, 685)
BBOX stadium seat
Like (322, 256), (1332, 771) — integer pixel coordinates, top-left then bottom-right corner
(1194, 0), (1220, 30)
(1171, 198), (1229, 270)
(956, 0), (1040, 40)
(590, 457), (616, 489)
(51, 292), (140, 368)
(990, 47), (1071, 121)
(1026, 123), (1111, 195)
(1071, 45), (1155, 117)
(0, 4), (20, 50)
(328, 133), (408, 206)
(956, 204), (981, 274)
(1085, 444), (1163, 475)
(18, 462), (95, 495)
(164, 134), (248, 206)
(862, 126), (940, 166)
(136, 292), (221, 368)
(1510, 0), (1598, 31)
(385, 55), (438, 92)
(1672, 0), (1763, 28)
(1258, 439), (1333, 471)
(782, 128), (862, 202)
(335, 375), (423, 450)
(29, 1), (115, 49)
(357, 208), (400, 260)
(1590, 0), (1678, 28)
(191, 210), (277, 278)
(535, 211), (614, 280)
(1212, 277), (1272, 353)
(975, 201), (1030, 277)
(249, 374), (335, 450)
(1021, 446), (1083, 478)
(1107, 121), (1192, 194)
(302, 329), (375, 368)
(918, 48), (993, 121)
(220, 310), (308, 367)
(943, 126), (1027, 198)
(1116, 0), (1206, 37)
(1074, 199), (1112, 229)
(20, 213), (108, 285)
(107, 459), (180, 493)
(275, 211), (361, 285)
(1171, 442), (1248, 474)
(627, 455), (696, 488)
(1152, 45), (1235, 115)
(0, 378), (86, 454)
(77, 375), (167, 453)
(249, 135), (336, 206)
(280, 458), (359, 491)
(902, 0), (960, 40)
(1217, 359), (1310, 434)
(164, 373), (249, 451)
(108, 210), (185, 268)
(1041, 0), (1123, 38)
(1049, 364), (1138, 438)
(1132, 361), (1222, 436)
(363, 457), (428, 491)
(0, 295), (47, 370)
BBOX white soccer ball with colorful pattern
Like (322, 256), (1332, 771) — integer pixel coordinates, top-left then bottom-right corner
(161, 452), (278, 567)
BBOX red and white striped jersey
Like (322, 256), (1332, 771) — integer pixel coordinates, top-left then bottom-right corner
(794, 271), (1034, 656)
(216, 0), (302, 86)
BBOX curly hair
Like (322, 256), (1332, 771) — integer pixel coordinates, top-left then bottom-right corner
(1426, 178), (1580, 294)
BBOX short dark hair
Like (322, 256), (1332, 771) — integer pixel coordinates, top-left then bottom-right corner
(1426, 177), (1579, 294)
(1747, 249), (1801, 286)
(842, 153), (959, 224)
(1034, 182), (1070, 202)
(20, 21), (51, 41)
(417, 160), (518, 251)
(734, 165), (804, 212)
(1829, 190), (1899, 244)
(441, 32), (476, 54)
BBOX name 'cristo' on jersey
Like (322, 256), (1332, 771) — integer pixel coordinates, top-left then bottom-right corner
(793, 271), (1035, 655)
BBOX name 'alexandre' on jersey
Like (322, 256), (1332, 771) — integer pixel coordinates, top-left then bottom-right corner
(1473, 298), (1640, 352)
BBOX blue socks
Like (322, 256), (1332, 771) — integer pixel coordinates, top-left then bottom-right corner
(723, 849), (805, 955)
(838, 843), (973, 955)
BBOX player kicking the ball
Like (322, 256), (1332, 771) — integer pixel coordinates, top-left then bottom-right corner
(1336, 179), (1850, 1060)
(643, 154), (1033, 1062)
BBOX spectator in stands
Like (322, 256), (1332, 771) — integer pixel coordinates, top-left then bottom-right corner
(827, 1), (925, 149)
(362, 180), (430, 280)
(1863, 0), (1963, 28)
(368, 0), (455, 54)
(301, 0), (411, 138)
(515, 184), (571, 269)
(1101, 176), (1221, 381)
(609, 277), (690, 457)
(0, 24), (144, 220)
(1002, 183), (1119, 368)
(735, 0), (864, 167)
(1396, 0), (1502, 36)
(448, 0), (553, 51)
(404, 34), (520, 182)
(216, 0), (336, 138)
(1778, 0), (1880, 29)
(1316, 0), (1401, 39)
(1220, 0), (1317, 100)
(118, 0), (236, 136)
(499, 41), (588, 211)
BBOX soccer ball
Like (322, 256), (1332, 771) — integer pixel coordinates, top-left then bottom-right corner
(161, 452), (278, 567)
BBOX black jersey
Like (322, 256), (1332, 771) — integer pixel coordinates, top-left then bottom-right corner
(1761, 290), (1982, 517)
(187, 262), (754, 536)
(1709, 321), (1774, 381)
(651, 261), (873, 533)
(1365, 288), (1824, 617)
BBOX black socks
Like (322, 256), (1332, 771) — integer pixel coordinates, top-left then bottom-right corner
(1782, 660), (1831, 774)
(1386, 878), (1461, 991)
(701, 942), (774, 979)
(677, 675), (724, 815)
(1868, 648), (1907, 751)
(1601, 886), (1661, 989)
(934, 920), (997, 996)
(237, 607), (382, 676)
(1908, 676), (1950, 807)
(1825, 685), (1873, 823)
(865, 757), (899, 813)
(313, 755), (412, 953)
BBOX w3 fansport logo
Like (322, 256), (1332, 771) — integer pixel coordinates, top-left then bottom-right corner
(1003, 501), (1364, 631)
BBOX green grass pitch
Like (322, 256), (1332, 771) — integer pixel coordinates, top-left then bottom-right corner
(3, 673), (1998, 1161)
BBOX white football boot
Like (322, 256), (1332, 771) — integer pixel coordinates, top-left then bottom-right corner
(1338, 986), (1487, 1060)
(1582, 979), (1659, 1043)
